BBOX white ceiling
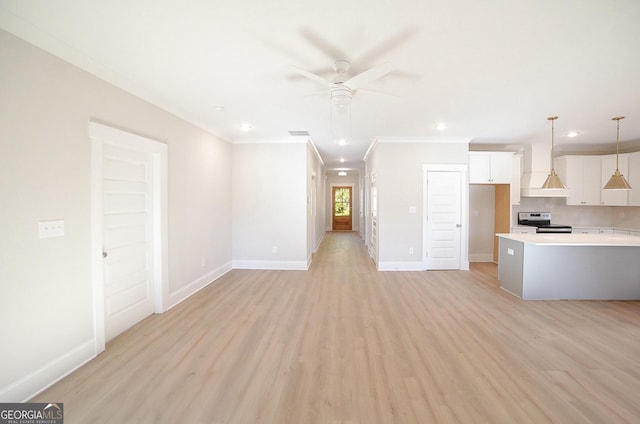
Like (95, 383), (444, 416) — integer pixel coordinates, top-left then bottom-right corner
(2, 0), (639, 169)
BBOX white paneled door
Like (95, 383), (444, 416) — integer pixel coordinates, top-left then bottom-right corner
(425, 169), (463, 270)
(102, 144), (154, 341)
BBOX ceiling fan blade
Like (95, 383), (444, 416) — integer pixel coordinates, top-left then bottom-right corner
(355, 27), (418, 65)
(357, 88), (402, 100)
(288, 65), (334, 88)
(343, 62), (394, 90)
(299, 28), (348, 62)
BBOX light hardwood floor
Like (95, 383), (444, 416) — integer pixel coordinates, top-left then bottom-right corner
(34, 232), (640, 423)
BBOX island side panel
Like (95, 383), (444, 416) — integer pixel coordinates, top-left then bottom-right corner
(497, 237), (524, 298)
(522, 245), (640, 300)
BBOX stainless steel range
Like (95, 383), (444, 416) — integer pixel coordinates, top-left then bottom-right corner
(517, 212), (572, 234)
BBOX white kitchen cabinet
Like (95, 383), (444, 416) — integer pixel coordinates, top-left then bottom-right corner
(573, 227), (600, 235)
(599, 228), (614, 235)
(628, 151), (640, 206)
(469, 152), (513, 184)
(629, 231), (640, 238)
(601, 154), (629, 206)
(511, 227), (536, 234)
(556, 155), (601, 206)
(614, 229), (630, 236)
(510, 154), (521, 205)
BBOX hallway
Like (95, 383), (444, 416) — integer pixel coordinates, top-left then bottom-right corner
(34, 232), (640, 423)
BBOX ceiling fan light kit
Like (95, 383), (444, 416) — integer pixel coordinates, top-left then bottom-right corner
(603, 116), (632, 190)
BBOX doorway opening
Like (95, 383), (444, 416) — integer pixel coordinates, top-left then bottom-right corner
(332, 186), (352, 231)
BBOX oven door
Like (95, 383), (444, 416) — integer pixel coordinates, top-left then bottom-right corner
(536, 225), (572, 234)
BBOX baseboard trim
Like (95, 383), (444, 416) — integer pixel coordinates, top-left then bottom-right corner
(166, 261), (232, 311)
(314, 231), (325, 253)
(0, 339), (95, 402)
(469, 254), (494, 262)
(232, 260), (309, 270)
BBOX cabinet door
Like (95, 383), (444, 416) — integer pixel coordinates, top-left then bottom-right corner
(559, 156), (584, 205)
(559, 156), (600, 205)
(489, 153), (513, 183)
(510, 155), (521, 205)
(469, 153), (491, 183)
(573, 227), (600, 234)
(601, 154), (629, 205)
(582, 156), (602, 205)
(628, 152), (640, 206)
(511, 227), (536, 234)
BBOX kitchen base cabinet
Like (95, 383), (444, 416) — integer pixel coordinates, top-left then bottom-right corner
(497, 234), (640, 300)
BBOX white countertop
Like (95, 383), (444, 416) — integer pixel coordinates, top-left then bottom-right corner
(496, 233), (640, 246)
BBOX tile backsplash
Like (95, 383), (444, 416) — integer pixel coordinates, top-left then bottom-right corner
(513, 197), (640, 229)
(612, 207), (640, 229)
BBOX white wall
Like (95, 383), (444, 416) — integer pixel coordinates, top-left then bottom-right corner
(231, 142), (308, 269)
(367, 141), (469, 269)
(325, 170), (360, 231)
(0, 29), (232, 401)
(469, 185), (496, 262)
(307, 144), (326, 261)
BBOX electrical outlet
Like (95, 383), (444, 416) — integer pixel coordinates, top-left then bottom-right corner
(409, 247), (414, 255)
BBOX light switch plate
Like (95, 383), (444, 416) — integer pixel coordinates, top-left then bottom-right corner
(39, 220), (65, 238)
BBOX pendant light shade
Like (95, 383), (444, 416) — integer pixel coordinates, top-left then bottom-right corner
(541, 116), (566, 189)
(603, 116), (632, 190)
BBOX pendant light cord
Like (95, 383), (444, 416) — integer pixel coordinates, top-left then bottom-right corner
(548, 116), (558, 172)
(613, 116), (625, 171)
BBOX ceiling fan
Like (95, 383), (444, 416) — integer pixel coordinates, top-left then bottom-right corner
(290, 60), (395, 141)
(290, 59), (394, 103)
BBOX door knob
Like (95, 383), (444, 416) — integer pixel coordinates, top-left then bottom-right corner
(102, 250), (108, 259)
(456, 224), (462, 228)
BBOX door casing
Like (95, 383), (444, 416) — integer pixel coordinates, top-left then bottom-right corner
(90, 122), (168, 354)
(422, 164), (469, 270)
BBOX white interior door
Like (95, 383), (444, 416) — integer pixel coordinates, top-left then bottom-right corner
(103, 144), (154, 341)
(425, 170), (462, 269)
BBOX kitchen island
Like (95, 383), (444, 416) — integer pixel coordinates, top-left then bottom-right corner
(496, 233), (640, 300)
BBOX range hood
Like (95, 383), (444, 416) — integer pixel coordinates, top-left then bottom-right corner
(520, 143), (568, 197)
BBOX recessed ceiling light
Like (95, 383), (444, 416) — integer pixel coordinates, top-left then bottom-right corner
(338, 138), (348, 146)
(338, 171), (347, 176)
(213, 105), (225, 111)
(240, 123), (253, 132)
(340, 158), (345, 163)
(435, 122), (448, 131)
(567, 131), (579, 138)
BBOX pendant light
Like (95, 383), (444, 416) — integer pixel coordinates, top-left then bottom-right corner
(603, 116), (632, 190)
(541, 116), (566, 189)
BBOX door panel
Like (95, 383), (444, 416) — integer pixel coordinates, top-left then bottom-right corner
(103, 144), (154, 341)
(426, 171), (462, 269)
(332, 186), (352, 231)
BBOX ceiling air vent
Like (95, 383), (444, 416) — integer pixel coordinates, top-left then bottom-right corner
(288, 130), (310, 136)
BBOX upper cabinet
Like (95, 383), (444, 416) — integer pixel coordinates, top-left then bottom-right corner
(557, 153), (636, 206)
(510, 154), (522, 205)
(469, 152), (513, 184)
(556, 155), (601, 206)
(629, 152), (640, 206)
(600, 154), (629, 206)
